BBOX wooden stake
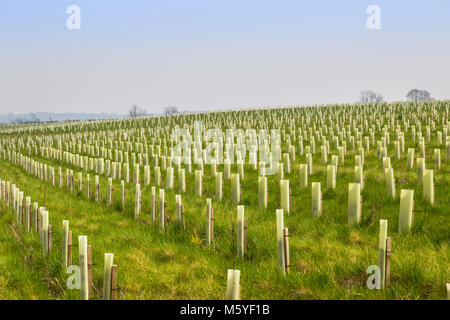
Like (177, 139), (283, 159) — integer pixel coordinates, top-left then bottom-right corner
(283, 227), (290, 274)
(181, 204), (185, 230)
(87, 245), (93, 299)
(361, 195), (363, 215)
(289, 189), (292, 213)
(243, 218), (248, 250)
(164, 202), (168, 228)
(29, 203), (32, 230)
(385, 237), (391, 287)
(232, 223), (236, 270)
(37, 208), (41, 233)
(21, 199), (25, 226)
(211, 207), (214, 241)
(111, 265), (118, 300)
(68, 231), (72, 267)
(123, 189), (126, 213)
(139, 191), (142, 216)
(8, 182), (12, 207)
(153, 196), (158, 223)
(48, 225), (52, 252)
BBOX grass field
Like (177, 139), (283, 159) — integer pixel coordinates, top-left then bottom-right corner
(0, 103), (449, 300)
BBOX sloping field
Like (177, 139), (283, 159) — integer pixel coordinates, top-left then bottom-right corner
(0, 101), (448, 299)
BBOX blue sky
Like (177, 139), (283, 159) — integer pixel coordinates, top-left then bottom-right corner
(0, 0), (449, 114)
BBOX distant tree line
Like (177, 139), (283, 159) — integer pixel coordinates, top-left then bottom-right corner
(128, 105), (180, 118)
(12, 113), (41, 124)
(359, 88), (433, 105)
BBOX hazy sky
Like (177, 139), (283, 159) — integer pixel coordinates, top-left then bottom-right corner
(0, 0), (449, 114)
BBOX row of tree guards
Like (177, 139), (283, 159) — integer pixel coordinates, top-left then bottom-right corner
(5, 145), (431, 233)
(0, 177), (118, 300)
(1, 135), (432, 251)
(0, 144), (427, 241)
(4, 127), (440, 218)
(132, 170), (416, 237)
(8, 121), (449, 178)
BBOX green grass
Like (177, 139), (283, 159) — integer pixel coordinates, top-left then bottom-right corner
(0, 203), (66, 299)
(0, 125), (448, 300)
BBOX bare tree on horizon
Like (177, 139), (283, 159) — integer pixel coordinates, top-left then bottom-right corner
(164, 105), (178, 116)
(406, 89), (433, 102)
(128, 105), (147, 118)
(359, 90), (384, 105)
